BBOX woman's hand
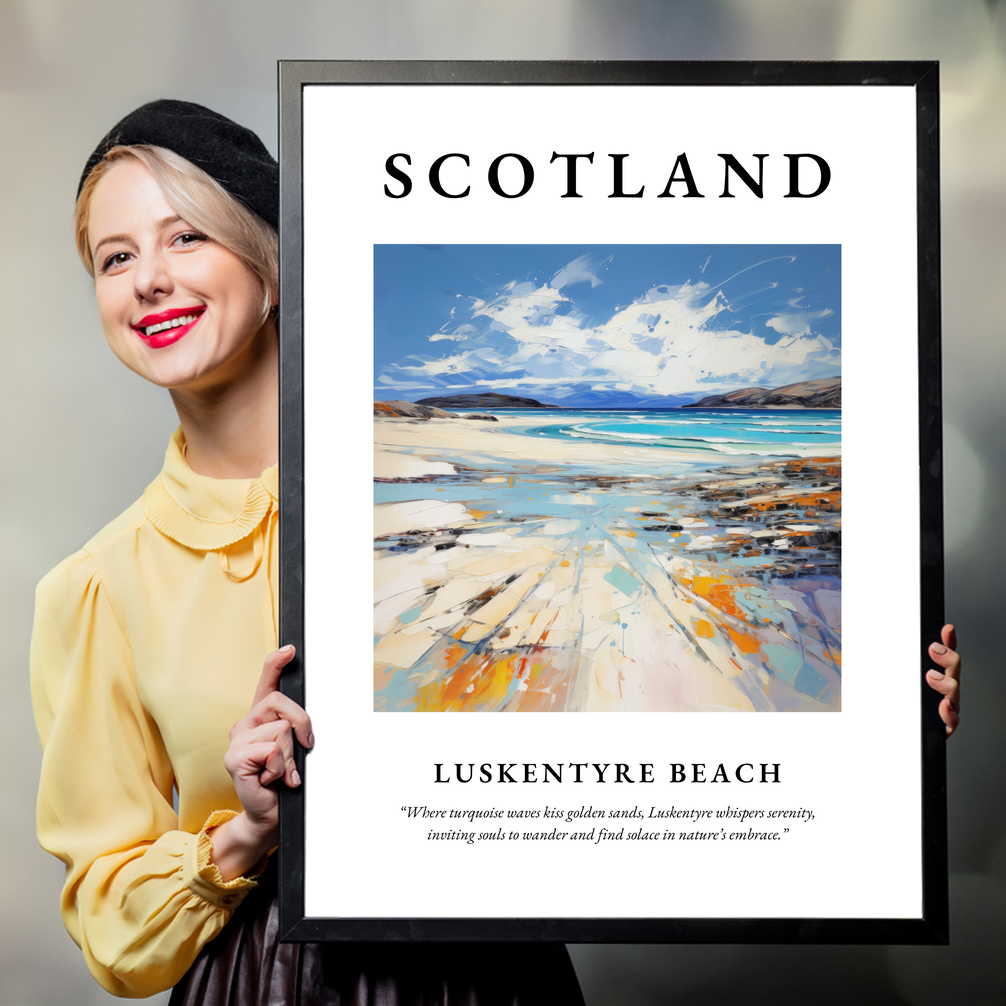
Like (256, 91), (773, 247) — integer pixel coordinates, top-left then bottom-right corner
(209, 645), (314, 881)
(926, 624), (961, 738)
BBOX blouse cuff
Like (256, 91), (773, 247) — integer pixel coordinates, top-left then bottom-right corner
(183, 810), (269, 909)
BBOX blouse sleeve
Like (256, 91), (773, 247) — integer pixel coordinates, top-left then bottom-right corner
(31, 549), (262, 998)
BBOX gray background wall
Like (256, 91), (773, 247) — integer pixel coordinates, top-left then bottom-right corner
(1, 2), (1003, 1003)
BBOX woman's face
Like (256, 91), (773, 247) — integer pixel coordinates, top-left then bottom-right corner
(87, 158), (270, 393)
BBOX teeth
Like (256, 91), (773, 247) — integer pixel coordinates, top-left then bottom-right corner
(142, 313), (199, 337)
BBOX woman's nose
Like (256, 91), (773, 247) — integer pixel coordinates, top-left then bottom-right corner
(133, 249), (173, 302)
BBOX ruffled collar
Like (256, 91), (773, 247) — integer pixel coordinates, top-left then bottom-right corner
(143, 428), (278, 551)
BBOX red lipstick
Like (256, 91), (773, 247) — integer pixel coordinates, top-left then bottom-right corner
(132, 306), (205, 349)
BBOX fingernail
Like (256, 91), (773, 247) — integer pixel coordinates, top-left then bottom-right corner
(292, 768), (301, 787)
(280, 644), (295, 654)
(927, 670), (944, 680)
(306, 732), (315, 748)
(931, 643), (947, 654)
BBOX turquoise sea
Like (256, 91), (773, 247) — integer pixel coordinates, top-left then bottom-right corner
(507, 407), (841, 459)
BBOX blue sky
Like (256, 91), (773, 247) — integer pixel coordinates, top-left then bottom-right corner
(374, 245), (840, 407)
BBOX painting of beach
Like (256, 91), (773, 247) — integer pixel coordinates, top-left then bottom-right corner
(374, 245), (841, 712)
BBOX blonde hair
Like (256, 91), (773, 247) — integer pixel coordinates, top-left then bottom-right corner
(75, 145), (278, 323)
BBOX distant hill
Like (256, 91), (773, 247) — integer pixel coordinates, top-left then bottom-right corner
(374, 400), (457, 419)
(683, 377), (841, 410)
(374, 400), (501, 421)
(415, 392), (558, 409)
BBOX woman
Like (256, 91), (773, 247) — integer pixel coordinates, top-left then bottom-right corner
(31, 100), (586, 1003)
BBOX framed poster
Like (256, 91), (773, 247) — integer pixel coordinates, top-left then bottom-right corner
(277, 61), (946, 943)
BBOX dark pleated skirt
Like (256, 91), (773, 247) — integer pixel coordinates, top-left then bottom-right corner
(169, 869), (584, 1006)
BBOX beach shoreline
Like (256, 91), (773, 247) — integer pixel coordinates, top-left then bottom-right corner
(375, 413), (718, 477)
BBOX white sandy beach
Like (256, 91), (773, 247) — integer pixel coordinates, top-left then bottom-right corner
(374, 414), (730, 478)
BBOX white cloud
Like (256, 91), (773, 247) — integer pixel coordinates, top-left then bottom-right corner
(391, 351), (479, 376)
(429, 323), (478, 342)
(550, 253), (608, 290)
(471, 281), (572, 332)
(383, 255), (840, 398)
(765, 308), (835, 338)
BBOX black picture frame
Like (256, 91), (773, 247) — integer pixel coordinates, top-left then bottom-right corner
(277, 60), (945, 944)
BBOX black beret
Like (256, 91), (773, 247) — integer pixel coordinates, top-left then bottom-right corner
(78, 99), (278, 228)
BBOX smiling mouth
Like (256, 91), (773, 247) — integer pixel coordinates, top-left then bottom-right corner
(135, 307), (206, 338)
(142, 313), (199, 337)
(131, 307), (207, 349)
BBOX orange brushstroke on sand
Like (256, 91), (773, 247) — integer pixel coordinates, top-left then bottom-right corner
(748, 490), (840, 512)
(685, 571), (751, 622)
(707, 584), (743, 618)
(692, 618), (715, 639)
(443, 644), (467, 669)
(789, 457), (842, 478)
(441, 652), (510, 705)
(726, 626), (761, 654)
(511, 657), (571, 712)
(415, 647), (571, 712)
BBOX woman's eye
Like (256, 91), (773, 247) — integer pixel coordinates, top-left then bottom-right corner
(173, 231), (208, 248)
(101, 251), (131, 273)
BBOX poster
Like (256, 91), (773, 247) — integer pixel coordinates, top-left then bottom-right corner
(372, 241), (841, 714)
(278, 62), (945, 942)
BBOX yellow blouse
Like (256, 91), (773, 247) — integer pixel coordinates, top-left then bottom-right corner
(31, 429), (279, 998)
